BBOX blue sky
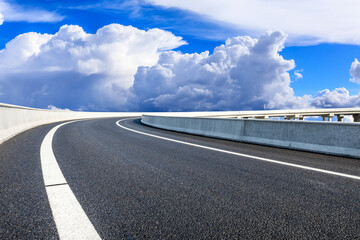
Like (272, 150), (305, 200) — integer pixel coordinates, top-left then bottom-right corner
(0, 0), (360, 111)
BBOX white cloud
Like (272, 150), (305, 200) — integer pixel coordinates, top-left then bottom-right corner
(350, 58), (360, 84)
(0, 0), (63, 23)
(132, 31), (310, 111)
(310, 88), (360, 108)
(0, 12), (3, 25)
(343, 115), (354, 122)
(47, 104), (70, 111)
(1, 23), (360, 111)
(149, 0), (360, 45)
(0, 24), (186, 110)
(294, 70), (303, 80)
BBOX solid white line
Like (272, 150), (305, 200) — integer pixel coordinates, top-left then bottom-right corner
(116, 119), (360, 181)
(40, 121), (101, 240)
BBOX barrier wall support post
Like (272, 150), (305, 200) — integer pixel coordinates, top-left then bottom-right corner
(353, 114), (360, 122)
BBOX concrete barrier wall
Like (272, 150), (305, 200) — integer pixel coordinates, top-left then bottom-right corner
(0, 103), (242, 145)
(0, 103), (140, 144)
(142, 115), (360, 159)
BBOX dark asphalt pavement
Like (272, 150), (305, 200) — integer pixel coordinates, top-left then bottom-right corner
(1, 117), (360, 239)
(0, 122), (60, 239)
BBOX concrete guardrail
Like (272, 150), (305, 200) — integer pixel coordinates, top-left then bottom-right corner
(141, 115), (360, 159)
(0, 103), (236, 145)
(197, 108), (360, 122)
(0, 103), (141, 145)
(3, 102), (360, 159)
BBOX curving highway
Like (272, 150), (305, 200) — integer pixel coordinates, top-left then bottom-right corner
(1, 117), (360, 239)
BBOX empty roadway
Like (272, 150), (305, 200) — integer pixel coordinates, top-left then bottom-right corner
(1, 117), (360, 239)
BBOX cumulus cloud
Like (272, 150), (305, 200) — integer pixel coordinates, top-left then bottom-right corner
(1, 23), (360, 112)
(0, 24), (186, 110)
(0, 0), (63, 23)
(0, 12), (3, 25)
(310, 88), (360, 108)
(132, 31), (310, 111)
(350, 58), (360, 84)
(149, 0), (360, 45)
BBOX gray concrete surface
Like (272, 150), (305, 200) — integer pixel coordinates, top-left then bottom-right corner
(142, 115), (360, 159)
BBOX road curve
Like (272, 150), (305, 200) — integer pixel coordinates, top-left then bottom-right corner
(1, 117), (360, 239)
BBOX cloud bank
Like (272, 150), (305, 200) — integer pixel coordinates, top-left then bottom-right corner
(0, 24), (186, 110)
(0, 23), (359, 111)
(311, 88), (360, 108)
(133, 31), (309, 111)
(0, 0), (63, 24)
(149, 0), (360, 45)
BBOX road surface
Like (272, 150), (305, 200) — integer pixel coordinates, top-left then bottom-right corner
(1, 117), (360, 239)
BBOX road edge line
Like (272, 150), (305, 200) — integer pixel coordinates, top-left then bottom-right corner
(116, 119), (360, 181)
(40, 121), (102, 240)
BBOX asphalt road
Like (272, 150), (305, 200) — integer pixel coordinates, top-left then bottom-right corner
(1, 117), (360, 239)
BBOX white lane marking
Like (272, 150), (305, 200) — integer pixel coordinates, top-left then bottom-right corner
(116, 119), (360, 181)
(40, 121), (101, 240)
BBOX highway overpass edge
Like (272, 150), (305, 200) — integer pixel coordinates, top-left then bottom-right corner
(0, 103), (140, 145)
(141, 115), (360, 159)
